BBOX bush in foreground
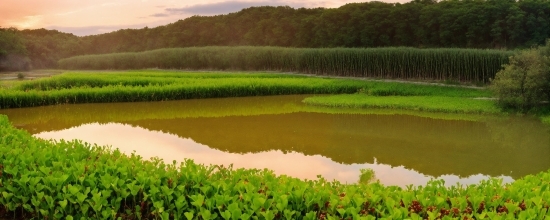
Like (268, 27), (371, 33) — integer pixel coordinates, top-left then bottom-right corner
(1, 115), (549, 219)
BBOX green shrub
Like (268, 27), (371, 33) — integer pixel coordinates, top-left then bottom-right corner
(491, 45), (550, 110)
(358, 169), (377, 185)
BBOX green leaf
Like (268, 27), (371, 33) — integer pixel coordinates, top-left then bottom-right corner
(1, 192), (13, 200)
(200, 208), (212, 219)
(283, 210), (295, 220)
(80, 204), (90, 215)
(184, 211), (194, 220)
(59, 199), (68, 210)
(76, 193), (87, 204)
(68, 185), (80, 195)
(161, 212), (169, 220)
(190, 194), (205, 208)
(220, 210), (232, 220)
(261, 210), (276, 220)
(229, 203), (242, 220)
(240, 212), (251, 220)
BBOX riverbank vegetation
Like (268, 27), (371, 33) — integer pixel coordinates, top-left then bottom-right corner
(1, 115), (549, 219)
(490, 42), (550, 111)
(57, 47), (511, 84)
(0, 71), (491, 109)
(303, 95), (500, 114)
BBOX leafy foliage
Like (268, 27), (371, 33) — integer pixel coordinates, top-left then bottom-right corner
(358, 169), (377, 185)
(491, 44), (550, 110)
(19, 29), (81, 69)
(0, 28), (30, 71)
(41, 0), (550, 52)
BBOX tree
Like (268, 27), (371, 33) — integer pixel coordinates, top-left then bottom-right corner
(0, 27), (30, 71)
(491, 43), (550, 110)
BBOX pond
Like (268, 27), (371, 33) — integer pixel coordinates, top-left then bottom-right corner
(1, 95), (549, 187)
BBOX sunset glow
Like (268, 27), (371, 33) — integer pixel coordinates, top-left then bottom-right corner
(0, 0), (405, 36)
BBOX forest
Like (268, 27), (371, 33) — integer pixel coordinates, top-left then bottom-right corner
(2, 0), (550, 70)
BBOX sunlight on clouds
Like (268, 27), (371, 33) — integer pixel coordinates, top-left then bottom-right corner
(1, 0), (408, 35)
(11, 15), (43, 29)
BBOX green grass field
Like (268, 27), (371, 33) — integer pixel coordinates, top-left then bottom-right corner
(0, 70), (491, 109)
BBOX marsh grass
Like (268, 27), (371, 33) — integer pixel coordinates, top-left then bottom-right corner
(0, 71), (490, 109)
(57, 47), (513, 84)
(303, 95), (501, 114)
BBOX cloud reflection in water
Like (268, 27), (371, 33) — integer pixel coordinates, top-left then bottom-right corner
(35, 122), (514, 187)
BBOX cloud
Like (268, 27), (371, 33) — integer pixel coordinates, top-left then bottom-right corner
(150, 13), (169, 17)
(165, 1), (310, 16)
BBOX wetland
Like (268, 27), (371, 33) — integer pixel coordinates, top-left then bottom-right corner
(2, 95), (548, 187)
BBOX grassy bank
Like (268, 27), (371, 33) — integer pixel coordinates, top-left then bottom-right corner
(0, 95), (501, 133)
(57, 47), (513, 84)
(543, 116), (550, 125)
(0, 115), (549, 219)
(303, 95), (501, 114)
(0, 71), (491, 109)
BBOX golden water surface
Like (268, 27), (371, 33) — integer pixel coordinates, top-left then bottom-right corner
(1, 95), (548, 186)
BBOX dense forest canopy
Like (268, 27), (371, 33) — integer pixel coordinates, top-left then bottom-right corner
(2, 0), (550, 70)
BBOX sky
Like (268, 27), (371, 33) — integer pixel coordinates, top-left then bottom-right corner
(0, 0), (403, 36)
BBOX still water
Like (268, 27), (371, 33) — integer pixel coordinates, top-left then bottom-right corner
(1, 95), (549, 187)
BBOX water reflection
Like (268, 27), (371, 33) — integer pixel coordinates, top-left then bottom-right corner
(35, 122), (515, 187)
(1, 95), (549, 186)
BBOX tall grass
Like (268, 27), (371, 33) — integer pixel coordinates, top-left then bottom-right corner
(58, 47), (513, 84)
(303, 95), (501, 114)
(0, 71), (490, 109)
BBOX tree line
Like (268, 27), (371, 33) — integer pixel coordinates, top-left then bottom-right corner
(2, 0), (550, 70)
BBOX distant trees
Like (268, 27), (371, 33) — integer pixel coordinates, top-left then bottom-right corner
(20, 29), (81, 69)
(0, 27), (30, 71)
(70, 0), (550, 52)
(6, 0), (550, 70)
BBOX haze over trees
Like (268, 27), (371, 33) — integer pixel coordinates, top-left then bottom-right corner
(0, 28), (30, 71)
(3, 0), (550, 70)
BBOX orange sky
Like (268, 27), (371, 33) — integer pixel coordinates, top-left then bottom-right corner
(0, 0), (405, 36)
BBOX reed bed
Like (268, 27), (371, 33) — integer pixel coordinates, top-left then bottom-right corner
(303, 95), (500, 114)
(0, 71), (490, 109)
(58, 47), (513, 84)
